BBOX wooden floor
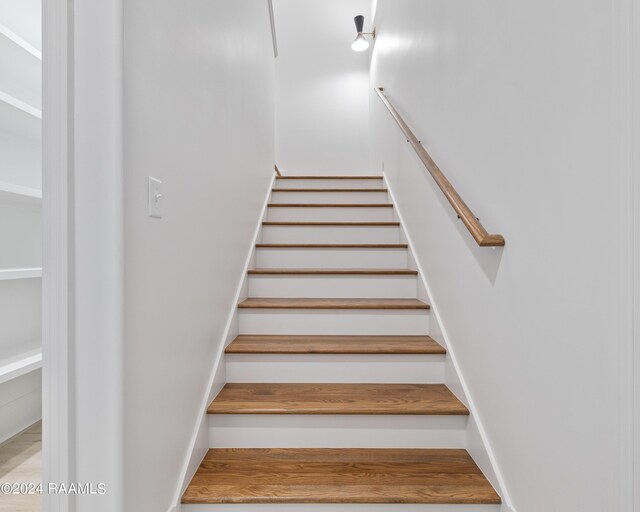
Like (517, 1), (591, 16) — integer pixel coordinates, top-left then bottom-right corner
(181, 448), (502, 505)
(225, 334), (446, 354)
(0, 422), (42, 512)
(208, 383), (469, 415)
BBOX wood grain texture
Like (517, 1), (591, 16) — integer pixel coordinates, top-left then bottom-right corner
(375, 88), (505, 247)
(0, 421), (42, 512)
(276, 176), (383, 180)
(181, 448), (501, 504)
(262, 221), (400, 226)
(225, 335), (445, 354)
(237, 298), (430, 310)
(272, 188), (389, 192)
(256, 243), (408, 248)
(247, 268), (418, 275)
(268, 203), (393, 207)
(207, 383), (466, 415)
(274, 164), (282, 177)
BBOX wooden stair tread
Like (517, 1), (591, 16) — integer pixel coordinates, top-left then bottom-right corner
(273, 188), (388, 192)
(238, 298), (430, 310)
(262, 221), (400, 226)
(256, 243), (408, 248)
(225, 335), (445, 354)
(268, 203), (393, 207)
(276, 175), (383, 179)
(182, 448), (501, 504)
(248, 268), (417, 275)
(208, 383), (466, 415)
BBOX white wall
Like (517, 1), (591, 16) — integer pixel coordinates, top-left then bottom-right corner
(370, 1), (626, 511)
(122, 1), (275, 511)
(72, 0), (124, 509)
(274, 0), (371, 175)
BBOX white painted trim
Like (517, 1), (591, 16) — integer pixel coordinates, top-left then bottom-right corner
(383, 173), (514, 510)
(613, 0), (637, 509)
(267, 0), (278, 58)
(0, 22), (41, 59)
(0, 89), (42, 119)
(630, 0), (640, 507)
(0, 181), (42, 201)
(0, 348), (42, 384)
(42, 0), (73, 509)
(170, 173), (276, 512)
(0, 268), (42, 280)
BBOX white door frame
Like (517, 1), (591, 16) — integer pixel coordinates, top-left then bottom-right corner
(615, 0), (640, 508)
(43, 0), (124, 511)
(618, 0), (640, 508)
(42, 0), (72, 510)
(626, 0), (640, 508)
(633, 0), (640, 504)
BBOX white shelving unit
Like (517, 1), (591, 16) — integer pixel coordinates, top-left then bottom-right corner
(0, 180), (41, 202)
(0, 347), (42, 385)
(0, 267), (42, 280)
(0, 0), (42, 443)
(0, 89), (41, 141)
(0, 22), (41, 59)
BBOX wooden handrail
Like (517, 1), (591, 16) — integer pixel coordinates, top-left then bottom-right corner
(375, 87), (505, 247)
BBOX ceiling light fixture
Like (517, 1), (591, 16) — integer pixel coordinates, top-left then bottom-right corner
(351, 15), (375, 52)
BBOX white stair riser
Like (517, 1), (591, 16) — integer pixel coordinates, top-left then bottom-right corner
(274, 179), (384, 189)
(255, 248), (408, 268)
(247, 275), (417, 298)
(238, 310), (430, 335)
(261, 225), (401, 244)
(266, 206), (394, 222)
(208, 415), (467, 449)
(182, 504), (501, 512)
(225, 354), (445, 383)
(270, 191), (389, 204)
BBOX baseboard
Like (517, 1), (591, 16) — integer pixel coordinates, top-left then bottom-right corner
(0, 369), (42, 444)
(170, 173), (276, 509)
(383, 172), (513, 510)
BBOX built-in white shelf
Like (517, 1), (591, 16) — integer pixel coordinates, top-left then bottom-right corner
(0, 89), (41, 141)
(0, 89), (40, 119)
(0, 181), (41, 203)
(0, 348), (42, 385)
(0, 23), (41, 111)
(0, 268), (42, 281)
(0, 23), (41, 60)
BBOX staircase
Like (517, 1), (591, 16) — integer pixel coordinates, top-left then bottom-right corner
(181, 175), (501, 510)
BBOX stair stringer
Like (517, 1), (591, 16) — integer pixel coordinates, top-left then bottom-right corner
(168, 173), (277, 512)
(384, 173), (515, 512)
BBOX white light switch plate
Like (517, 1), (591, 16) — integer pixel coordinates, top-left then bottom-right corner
(148, 177), (162, 218)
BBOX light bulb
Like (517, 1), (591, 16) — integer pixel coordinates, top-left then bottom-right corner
(351, 33), (369, 52)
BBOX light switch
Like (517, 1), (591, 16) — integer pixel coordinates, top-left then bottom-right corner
(148, 177), (162, 218)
